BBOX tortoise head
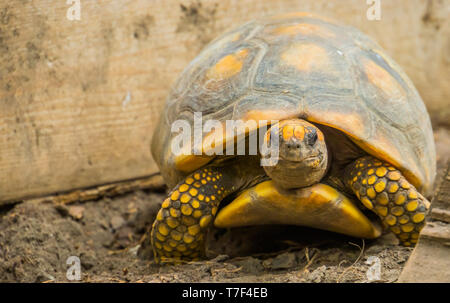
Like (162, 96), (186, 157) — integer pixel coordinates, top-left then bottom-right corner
(262, 119), (328, 189)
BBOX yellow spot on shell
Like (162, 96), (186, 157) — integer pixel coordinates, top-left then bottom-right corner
(193, 210), (203, 218)
(206, 48), (248, 81)
(207, 177), (211, 181)
(367, 169), (374, 175)
(375, 167), (387, 177)
(412, 213), (425, 223)
(199, 215), (213, 228)
(406, 200), (418, 212)
(271, 23), (335, 38)
(281, 43), (330, 72)
(362, 179), (367, 185)
(179, 184), (189, 192)
(193, 182), (201, 188)
(368, 176), (376, 185)
(180, 194), (191, 203)
(194, 173), (200, 180)
(186, 177), (194, 185)
(205, 197), (210, 202)
(211, 207), (218, 215)
(364, 59), (406, 100)
(154, 242), (162, 249)
(198, 194), (204, 201)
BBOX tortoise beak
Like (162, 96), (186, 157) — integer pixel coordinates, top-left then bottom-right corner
(214, 181), (382, 239)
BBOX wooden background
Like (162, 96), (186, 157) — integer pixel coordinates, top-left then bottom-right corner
(0, 0), (448, 203)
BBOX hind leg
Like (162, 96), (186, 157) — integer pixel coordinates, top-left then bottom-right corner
(344, 156), (431, 246)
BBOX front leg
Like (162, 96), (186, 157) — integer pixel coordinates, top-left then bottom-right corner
(151, 166), (234, 264)
(344, 156), (431, 246)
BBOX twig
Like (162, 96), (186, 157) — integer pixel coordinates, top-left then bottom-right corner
(336, 239), (365, 283)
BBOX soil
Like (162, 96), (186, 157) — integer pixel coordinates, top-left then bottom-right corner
(0, 127), (448, 283)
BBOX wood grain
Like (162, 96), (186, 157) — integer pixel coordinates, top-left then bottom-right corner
(0, 0), (448, 203)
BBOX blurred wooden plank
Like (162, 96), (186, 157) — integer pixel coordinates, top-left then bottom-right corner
(0, 0), (448, 203)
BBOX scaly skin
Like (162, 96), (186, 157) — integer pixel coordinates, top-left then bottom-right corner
(344, 156), (431, 246)
(151, 156), (265, 264)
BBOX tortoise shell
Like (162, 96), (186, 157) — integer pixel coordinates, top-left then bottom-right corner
(151, 12), (436, 196)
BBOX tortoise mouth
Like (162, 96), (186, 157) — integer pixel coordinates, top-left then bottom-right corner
(280, 151), (324, 166)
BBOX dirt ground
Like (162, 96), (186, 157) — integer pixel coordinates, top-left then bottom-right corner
(0, 127), (449, 283)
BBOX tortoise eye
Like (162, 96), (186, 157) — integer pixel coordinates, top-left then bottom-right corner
(306, 130), (318, 146)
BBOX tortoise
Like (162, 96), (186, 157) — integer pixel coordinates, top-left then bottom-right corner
(150, 12), (436, 263)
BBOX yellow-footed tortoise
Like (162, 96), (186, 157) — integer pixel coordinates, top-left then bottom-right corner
(150, 12), (436, 263)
